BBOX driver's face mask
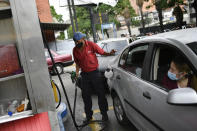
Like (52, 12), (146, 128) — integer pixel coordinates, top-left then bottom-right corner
(168, 71), (185, 81)
(168, 71), (178, 80)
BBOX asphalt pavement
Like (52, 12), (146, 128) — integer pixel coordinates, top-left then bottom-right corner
(52, 65), (137, 131)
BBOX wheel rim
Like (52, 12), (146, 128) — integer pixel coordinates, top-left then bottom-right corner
(114, 96), (124, 121)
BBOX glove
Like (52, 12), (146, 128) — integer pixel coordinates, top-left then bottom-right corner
(71, 71), (76, 83)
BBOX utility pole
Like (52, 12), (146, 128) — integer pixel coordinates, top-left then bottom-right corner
(71, 0), (79, 31)
(89, 6), (97, 43)
(67, 0), (75, 33)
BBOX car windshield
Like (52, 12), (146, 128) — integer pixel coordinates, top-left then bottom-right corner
(187, 42), (197, 55)
(100, 40), (128, 54)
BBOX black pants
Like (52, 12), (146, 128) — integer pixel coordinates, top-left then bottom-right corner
(81, 70), (108, 118)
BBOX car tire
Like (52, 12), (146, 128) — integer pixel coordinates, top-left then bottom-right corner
(113, 94), (130, 125)
(53, 63), (64, 75)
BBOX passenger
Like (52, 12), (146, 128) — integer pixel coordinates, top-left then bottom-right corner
(162, 56), (192, 90)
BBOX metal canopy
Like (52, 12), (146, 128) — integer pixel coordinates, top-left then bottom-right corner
(59, 0), (118, 7)
(40, 22), (70, 31)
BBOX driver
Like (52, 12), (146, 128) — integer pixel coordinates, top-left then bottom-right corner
(162, 56), (192, 90)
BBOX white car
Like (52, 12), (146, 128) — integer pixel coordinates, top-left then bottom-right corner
(105, 28), (197, 131)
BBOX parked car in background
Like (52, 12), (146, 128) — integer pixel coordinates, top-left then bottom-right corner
(45, 49), (74, 74)
(97, 38), (129, 90)
(97, 38), (130, 71)
(105, 28), (197, 131)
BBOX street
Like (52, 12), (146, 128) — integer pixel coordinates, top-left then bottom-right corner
(52, 65), (137, 131)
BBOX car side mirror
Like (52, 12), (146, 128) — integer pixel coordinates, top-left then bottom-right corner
(167, 88), (197, 105)
(104, 68), (113, 79)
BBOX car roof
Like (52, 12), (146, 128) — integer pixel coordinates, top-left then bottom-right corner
(141, 28), (197, 44)
(97, 38), (129, 44)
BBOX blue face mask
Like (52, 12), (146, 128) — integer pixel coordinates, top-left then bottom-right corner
(168, 71), (178, 81)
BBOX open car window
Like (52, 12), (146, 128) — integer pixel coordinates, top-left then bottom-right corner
(151, 45), (197, 92)
(187, 42), (197, 55)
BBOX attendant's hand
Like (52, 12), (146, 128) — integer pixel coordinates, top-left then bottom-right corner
(110, 49), (117, 55)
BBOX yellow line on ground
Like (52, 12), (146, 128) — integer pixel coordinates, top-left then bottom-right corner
(82, 106), (114, 131)
(82, 113), (102, 131)
(89, 118), (102, 131)
(93, 106), (114, 114)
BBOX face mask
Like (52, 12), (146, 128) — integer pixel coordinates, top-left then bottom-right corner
(168, 71), (178, 81)
(76, 42), (83, 48)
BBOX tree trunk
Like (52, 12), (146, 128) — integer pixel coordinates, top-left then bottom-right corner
(156, 3), (164, 32)
(140, 7), (145, 33)
(125, 18), (132, 36)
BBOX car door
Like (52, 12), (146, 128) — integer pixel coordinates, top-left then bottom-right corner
(114, 44), (157, 130)
(139, 43), (197, 131)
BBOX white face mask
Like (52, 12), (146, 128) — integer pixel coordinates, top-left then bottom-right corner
(168, 71), (185, 81)
(168, 71), (178, 80)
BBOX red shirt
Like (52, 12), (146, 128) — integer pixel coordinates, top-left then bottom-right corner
(73, 40), (105, 72)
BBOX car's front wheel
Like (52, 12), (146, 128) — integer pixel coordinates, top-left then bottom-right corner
(113, 94), (129, 125)
(53, 63), (64, 74)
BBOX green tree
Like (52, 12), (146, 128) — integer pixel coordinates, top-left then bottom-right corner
(98, 0), (136, 36)
(57, 32), (65, 40)
(50, 6), (65, 40)
(68, 0), (136, 38)
(114, 0), (136, 17)
(96, 4), (121, 29)
(98, 0), (135, 17)
(146, 0), (168, 32)
(68, 7), (91, 39)
(50, 6), (64, 23)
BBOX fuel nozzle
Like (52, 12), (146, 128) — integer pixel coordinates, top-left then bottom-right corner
(71, 71), (76, 83)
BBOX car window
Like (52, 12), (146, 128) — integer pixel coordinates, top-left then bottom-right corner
(119, 48), (129, 67)
(187, 42), (197, 55)
(151, 45), (197, 92)
(101, 40), (128, 54)
(119, 45), (148, 78)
